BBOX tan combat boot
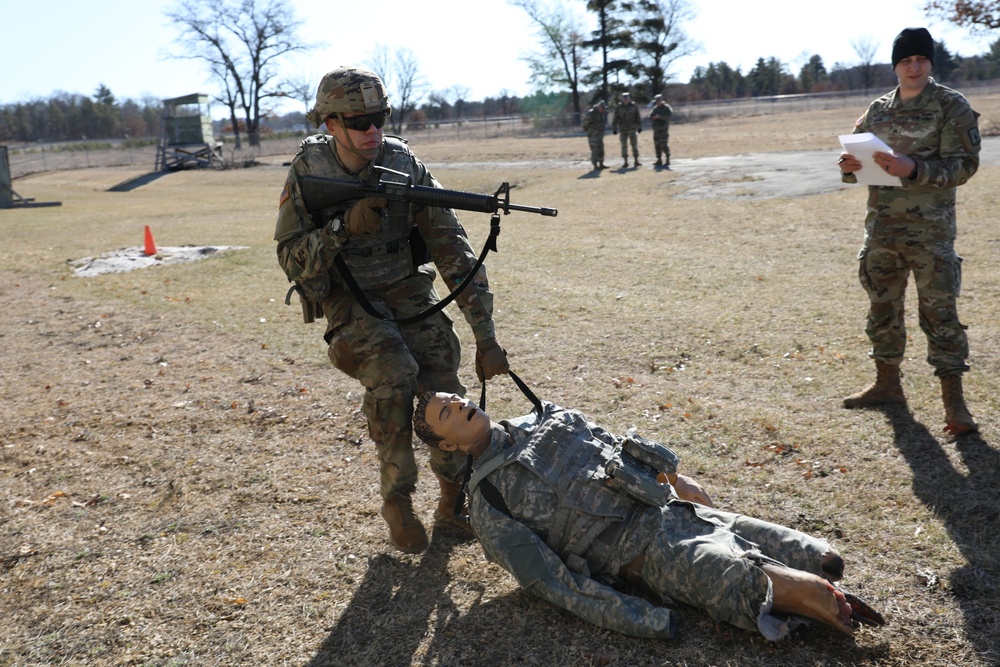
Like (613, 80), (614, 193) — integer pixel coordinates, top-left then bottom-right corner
(843, 360), (906, 409)
(433, 475), (474, 535)
(381, 489), (428, 554)
(941, 374), (978, 436)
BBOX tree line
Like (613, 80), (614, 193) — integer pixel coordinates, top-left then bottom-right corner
(1, 86), (163, 145)
(682, 41), (1000, 101)
(3, 0), (999, 145)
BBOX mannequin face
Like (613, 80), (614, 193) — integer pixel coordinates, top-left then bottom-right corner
(423, 392), (491, 451)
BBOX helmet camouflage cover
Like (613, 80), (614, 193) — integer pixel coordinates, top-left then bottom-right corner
(307, 66), (391, 127)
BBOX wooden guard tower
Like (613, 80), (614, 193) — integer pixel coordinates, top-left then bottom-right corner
(155, 93), (223, 171)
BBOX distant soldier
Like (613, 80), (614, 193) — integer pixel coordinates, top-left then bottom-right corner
(649, 94), (673, 169)
(612, 92), (642, 168)
(581, 100), (607, 170)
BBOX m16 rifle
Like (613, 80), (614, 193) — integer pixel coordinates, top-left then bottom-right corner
(293, 167), (557, 327)
(300, 167), (558, 219)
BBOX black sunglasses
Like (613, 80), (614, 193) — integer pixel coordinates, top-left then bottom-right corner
(337, 111), (388, 131)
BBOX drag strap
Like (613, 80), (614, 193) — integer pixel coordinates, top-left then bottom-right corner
(509, 370), (542, 415)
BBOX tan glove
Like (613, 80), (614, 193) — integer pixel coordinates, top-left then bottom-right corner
(475, 337), (509, 382)
(344, 197), (386, 235)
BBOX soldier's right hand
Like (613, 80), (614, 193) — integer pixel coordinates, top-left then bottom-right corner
(344, 197), (387, 234)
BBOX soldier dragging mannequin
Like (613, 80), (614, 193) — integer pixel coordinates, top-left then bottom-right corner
(273, 67), (510, 554)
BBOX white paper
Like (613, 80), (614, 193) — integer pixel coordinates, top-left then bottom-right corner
(838, 133), (901, 187)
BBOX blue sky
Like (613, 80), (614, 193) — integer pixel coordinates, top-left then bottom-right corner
(1, 0), (992, 115)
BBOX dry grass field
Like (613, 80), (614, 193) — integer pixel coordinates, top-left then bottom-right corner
(3, 93), (1000, 667)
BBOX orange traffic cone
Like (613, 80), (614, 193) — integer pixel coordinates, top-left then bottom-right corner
(143, 225), (158, 256)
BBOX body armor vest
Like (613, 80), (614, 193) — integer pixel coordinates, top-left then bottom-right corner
(298, 135), (419, 291)
(481, 406), (678, 572)
(338, 138), (417, 290)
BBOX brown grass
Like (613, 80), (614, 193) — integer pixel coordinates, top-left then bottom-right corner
(2, 93), (1000, 666)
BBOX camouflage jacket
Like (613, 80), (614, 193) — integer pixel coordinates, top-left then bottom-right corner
(612, 102), (642, 133)
(467, 402), (679, 639)
(649, 103), (673, 130)
(581, 107), (606, 137)
(273, 135), (495, 340)
(845, 78), (981, 243)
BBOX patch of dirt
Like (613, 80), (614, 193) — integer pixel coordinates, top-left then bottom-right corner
(70, 245), (247, 277)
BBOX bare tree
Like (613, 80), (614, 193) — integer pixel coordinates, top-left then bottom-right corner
(368, 44), (393, 91)
(367, 45), (428, 134)
(509, 0), (590, 122)
(393, 49), (428, 132)
(449, 85), (472, 120)
(165, 0), (309, 147)
(925, 0), (1000, 31)
(277, 74), (316, 130)
(213, 61), (245, 149)
(425, 85), (471, 121)
(850, 36), (881, 93)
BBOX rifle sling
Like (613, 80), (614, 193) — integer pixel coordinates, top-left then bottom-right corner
(333, 218), (499, 326)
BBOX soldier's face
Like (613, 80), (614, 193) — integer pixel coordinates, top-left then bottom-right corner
(424, 393), (491, 450)
(895, 55), (932, 94)
(326, 112), (384, 159)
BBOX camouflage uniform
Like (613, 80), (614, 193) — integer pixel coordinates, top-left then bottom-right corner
(274, 133), (496, 498)
(844, 78), (980, 375)
(581, 104), (607, 169)
(649, 99), (673, 167)
(467, 403), (835, 640)
(612, 98), (642, 165)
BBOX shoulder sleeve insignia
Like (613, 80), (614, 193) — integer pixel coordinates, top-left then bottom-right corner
(969, 127), (981, 146)
(279, 186), (290, 208)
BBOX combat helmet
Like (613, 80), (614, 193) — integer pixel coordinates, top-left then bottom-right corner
(307, 66), (391, 127)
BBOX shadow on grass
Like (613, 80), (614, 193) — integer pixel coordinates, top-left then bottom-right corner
(305, 531), (483, 667)
(302, 526), (889, 665)
(881, 406), (1000, 664)
(107, 170), (173, 192)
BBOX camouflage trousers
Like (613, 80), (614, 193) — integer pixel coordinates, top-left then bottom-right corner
(324, 270), (468, 498)
(618, 130), (639, 159)
(587, 134), (605, 166)
(858, 239), (969, 375)
(638, 501), (832, 636)
(652, 128), (670, 163)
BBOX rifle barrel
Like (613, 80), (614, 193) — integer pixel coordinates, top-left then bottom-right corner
(505, 203), (558, 217)
(390, 184), (497, 214)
